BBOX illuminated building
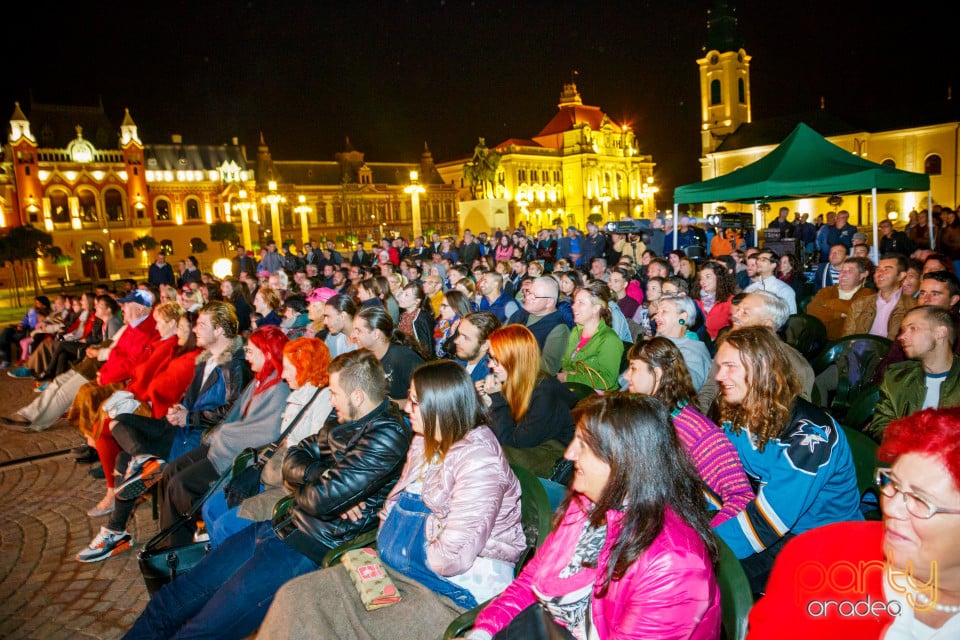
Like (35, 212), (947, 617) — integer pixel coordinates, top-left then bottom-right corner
(0, 102), (457, 284)
(436, 82), (658, 231)
(697, 1), (959, 226)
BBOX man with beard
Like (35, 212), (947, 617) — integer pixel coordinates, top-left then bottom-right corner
(453, 311), (500, 383)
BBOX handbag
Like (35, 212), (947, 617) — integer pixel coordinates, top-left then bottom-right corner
(340, 547), (402, 610)
(138, 470), (232, 595)
(492, 602), (576, 640)
(223, 387), (322, 509)
(572, 359), (606, 391)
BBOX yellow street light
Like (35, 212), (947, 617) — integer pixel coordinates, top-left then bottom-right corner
(404, 170), (426, 239)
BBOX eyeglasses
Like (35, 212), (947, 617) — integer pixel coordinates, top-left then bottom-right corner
(528, 294), (555, 301)
(876, 468), (960, 519)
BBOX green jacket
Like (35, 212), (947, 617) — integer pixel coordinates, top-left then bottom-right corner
(869, 355), (960, 438)
(560, 320), (624, 391)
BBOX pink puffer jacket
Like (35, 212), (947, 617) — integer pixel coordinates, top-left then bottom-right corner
(381, 426), (526, 577)
(473, 496), (722, 639)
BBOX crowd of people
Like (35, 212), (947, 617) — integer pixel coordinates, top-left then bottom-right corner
(0, 207), (957, 639)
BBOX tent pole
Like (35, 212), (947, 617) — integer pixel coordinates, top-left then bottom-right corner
(929, 190), (935, 249)
(871, 188), (879, 264)
(754, 200), (760, 249)
(673, 202), (678, 252)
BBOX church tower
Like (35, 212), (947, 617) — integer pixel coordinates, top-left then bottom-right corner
(698, 1), (751, 155)
(7, 102), (41, 227)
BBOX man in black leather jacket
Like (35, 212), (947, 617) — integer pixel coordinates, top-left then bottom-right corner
(123, 348), (412, 640)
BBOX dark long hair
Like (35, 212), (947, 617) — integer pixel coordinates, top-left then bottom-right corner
(412, 360), (485, 461)
(563, 393), (718, 595)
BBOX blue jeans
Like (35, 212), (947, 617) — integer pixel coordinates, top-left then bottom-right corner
(201, 487), (257, 548)
(124, 520), (323, 640)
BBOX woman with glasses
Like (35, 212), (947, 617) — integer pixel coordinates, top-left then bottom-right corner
(712, 325), (862, 595)
(259, 360), (525, 639)
(750, 406), (960, 637)
(433, 290), (472, 359)
(477, 324), (576, 479)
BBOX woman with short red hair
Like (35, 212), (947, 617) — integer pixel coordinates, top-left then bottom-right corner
(201, 337), (334, 546)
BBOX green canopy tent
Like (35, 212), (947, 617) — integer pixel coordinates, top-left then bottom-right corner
(671, 122), (932, 255)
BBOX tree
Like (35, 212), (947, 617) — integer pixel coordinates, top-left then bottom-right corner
(190, 238), (208, 254)
(0, 225), (54, 306)
(55, 253), (75, 282)
(133, 235), (159, 253)
(209, 221), (239, 256)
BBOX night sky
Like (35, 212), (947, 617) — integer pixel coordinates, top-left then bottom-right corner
(3, 1), (957, 202)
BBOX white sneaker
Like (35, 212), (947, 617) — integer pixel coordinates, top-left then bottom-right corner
(76, 527), (132, 563)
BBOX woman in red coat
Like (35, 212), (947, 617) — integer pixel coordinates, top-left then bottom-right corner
(87, 308), (201, 517)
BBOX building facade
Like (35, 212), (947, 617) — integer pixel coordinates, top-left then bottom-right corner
(436, 82), (658, 232)
(0, 102), (459, 285)
(697, 1), (959, 227)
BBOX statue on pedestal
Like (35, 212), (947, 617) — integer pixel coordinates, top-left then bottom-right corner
(462, 137), (501, 199)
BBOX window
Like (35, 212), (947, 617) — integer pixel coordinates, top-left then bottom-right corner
(882, 159), (896, 168)
(78, 190), (98, 223)
(160, 239), (174, 255)
(122, 242), (135, 259)
(925, 154), (942, 176)
(711, 79), (722, 106)
(104, 188), (124, 222)
(50, 192), (70, 224)
(155, 199), (171, 221)
(186, 198), (201, 220)
(738, 79), (745, 104)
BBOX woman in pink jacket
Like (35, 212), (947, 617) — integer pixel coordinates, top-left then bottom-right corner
(468, 393), (722, 640)
(258, 359), (526, 639)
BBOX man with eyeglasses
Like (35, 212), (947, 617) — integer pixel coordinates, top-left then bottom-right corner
(744, 248), (797, 314)
(869, 305), (960, 438)
(505, 276), (570, 375)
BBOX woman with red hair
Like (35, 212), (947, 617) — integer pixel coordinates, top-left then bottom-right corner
(85, 325), (293, 557)
(477, 324), (576, 480)
(749, 406), (960, 639)
(202, 337), (334, 546)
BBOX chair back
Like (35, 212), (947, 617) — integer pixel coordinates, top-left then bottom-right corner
(810, 334), (891, 419)
(510, 464), (554, 569)
(840, 424), (880, 501)
(843, 383), (880, 432)
(779, 313), (828, 361)
(716, 537), (752, 640)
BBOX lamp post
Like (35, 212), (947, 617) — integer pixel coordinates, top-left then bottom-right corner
(404, 170), (426, 239)
(294, 195), (312, 247)
(234, 190), (254, 249)
(641, 177), (659, 218)
(261, 180), (285, 247)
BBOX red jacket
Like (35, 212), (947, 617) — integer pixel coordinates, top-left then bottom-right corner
(97, 313), (158, 385)
(139, 348), (203, 418)
(124, 334), (179, 400)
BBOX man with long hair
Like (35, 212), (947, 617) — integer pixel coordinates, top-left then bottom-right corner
(713, 325), (862, 594)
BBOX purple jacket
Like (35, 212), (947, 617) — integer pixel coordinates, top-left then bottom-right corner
(381, 426), (525, 577)
(473, 496), (721, 640)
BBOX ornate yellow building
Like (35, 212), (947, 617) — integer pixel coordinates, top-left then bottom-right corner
(0, 101), (458, 285)
(436, 82), (658, 232)
(697, 1), (958, 225)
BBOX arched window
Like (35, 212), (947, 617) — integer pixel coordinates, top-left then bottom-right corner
(186, 198), (201, 220)
(738, 78), (745, 104)
(78, 189), (98, 223)
(104, 188), (125, 222)
(925, 154), (942, 176)
(155, 199), (171, 222)
(160, 239), (175, 255)
(882, 159), (896, 168)
(49, 192), (70, 225)
(122, 242), (135, 259)
(710, 79), (722, 106)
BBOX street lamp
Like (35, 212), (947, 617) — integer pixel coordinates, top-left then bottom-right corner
(294, 195), (312, 247)
(261, 180), (285, 246)
(234, 190), (254, 249)
(641, 177), (659, 217)
(404, 170), (425, 239)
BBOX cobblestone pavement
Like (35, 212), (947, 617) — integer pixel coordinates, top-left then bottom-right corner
(0, 376), (158, 639)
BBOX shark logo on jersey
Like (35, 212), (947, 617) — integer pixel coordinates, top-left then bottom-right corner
(794, 419), (830, 452)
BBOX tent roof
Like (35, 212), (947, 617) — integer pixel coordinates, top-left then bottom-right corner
(674, 122), (930, 205)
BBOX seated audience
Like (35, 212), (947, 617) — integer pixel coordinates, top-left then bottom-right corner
(625, 337), (754, 525)
(259, 360), (524, 639)
(466, 393), (722, 639)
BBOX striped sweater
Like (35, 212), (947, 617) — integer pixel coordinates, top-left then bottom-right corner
(671, 403), (754, 527)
